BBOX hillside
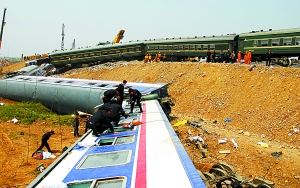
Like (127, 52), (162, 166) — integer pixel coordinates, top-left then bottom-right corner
(0, 61), (300, 187)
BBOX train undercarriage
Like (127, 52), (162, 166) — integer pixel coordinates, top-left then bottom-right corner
(198, 162), (275, 188)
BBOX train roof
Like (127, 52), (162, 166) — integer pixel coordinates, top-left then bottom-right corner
(0, 76), (169, 114)
(143, 34), (237, 44)
(50, 41), (144, 56)
(239, 27), (300, 37)
(49, 34), (238, 56)
(28, 99), (206, 187)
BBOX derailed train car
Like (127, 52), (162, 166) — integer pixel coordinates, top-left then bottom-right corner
(45, 27), (300, 68)
(0, 76), (169, 114)
(27, 99), (207, 188)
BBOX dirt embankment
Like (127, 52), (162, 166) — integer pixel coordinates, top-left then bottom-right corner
(0, 61), (300, 187)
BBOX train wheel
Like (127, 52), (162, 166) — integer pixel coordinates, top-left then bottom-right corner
(209, 168), (228, 177)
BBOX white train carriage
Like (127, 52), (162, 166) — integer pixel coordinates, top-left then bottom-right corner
(28, 99), (206, 188)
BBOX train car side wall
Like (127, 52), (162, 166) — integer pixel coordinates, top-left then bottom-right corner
(238, 28), (300, 61)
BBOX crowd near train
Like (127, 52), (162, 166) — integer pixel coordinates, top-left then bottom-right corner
(31, 27), (300, 71)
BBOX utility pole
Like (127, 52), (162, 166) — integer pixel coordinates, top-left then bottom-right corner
(61, 23), (65, 50)
(71, 39), (75, 50)
(0, 8), (7, 50)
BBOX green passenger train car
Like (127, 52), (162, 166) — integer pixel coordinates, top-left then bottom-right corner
(46, 27), (299, 69)
(49, 42), (146, 67)
(144, 35), (238, 61)
(238, 28), (300, 61)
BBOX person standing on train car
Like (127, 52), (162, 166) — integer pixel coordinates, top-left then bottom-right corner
(87, 108), (118, 136)
(102, 88), (119, 103)
(265, 49), (271, 66)
(117, 80), (127, 105)
(237, 51), (242, 63)
(206, 50), (211, 62)
(32, 130), (55, 157)
(128, 88), (143, 113)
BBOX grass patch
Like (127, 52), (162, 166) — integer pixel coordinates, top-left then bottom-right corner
(0, 102), (73, 125)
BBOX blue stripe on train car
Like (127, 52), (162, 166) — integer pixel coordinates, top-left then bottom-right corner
(62, 128), (140, 187)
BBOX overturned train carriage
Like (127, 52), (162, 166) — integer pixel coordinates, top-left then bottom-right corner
(0, 76), (169, 114)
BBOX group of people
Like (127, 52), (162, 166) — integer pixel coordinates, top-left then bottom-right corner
(206, 49), (253, 64)
(86, 80), (143, 136)
(32, 80), (144, 156)
(206, 49), (274, 65)
(144, 52), (168, 63)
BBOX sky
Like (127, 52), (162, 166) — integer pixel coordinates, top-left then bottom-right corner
(0, 0), (299, 57)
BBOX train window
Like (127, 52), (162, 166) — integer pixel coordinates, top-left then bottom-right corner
(271, 39), (279, 46)
(102, 51), (108, 55)
(283, 38), (292, 46)
(210, 44), (215, 50)
(184, 45), (189, 50)
(59, 57), (65, 60)
(261, 40), (268, 46)
(159, 46), (163, 50)
(67, 181), (93, 188)
(173, 45), (178, 50)
(196, 45), (201, 50)
(135, 47), (141, 51)
(164, 45), (168, 50)
(154, 46), (158, 50)
(253, 40), (258, 47)
(67, 81), (74, 83)
(84, 54), (89, 57)
(239, 40), (244, 47)
(95, 177), (126, 188)
(190, 45), (195, 50)
(78, 150), (131, 169)
(115, 135), (135, 145)
(109, 51), (115, 54)
(87, 83), (96, 85)
(71, 55), (77, 58)
(116, 50), (121, 53)
(78, 54), (83, 58)
(295, 38), (300, 45)
(98, 138), (115, 146)
(97, 135), (134, 146)
(203, 45), (208, 50)
(179, 45), (183, 50)
(97, 84), (109, 87)
(168, 45), (173, 50)
(149, 46), (154, 50)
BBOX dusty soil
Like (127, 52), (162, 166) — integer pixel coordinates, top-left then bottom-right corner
(1, 61), (300, 187)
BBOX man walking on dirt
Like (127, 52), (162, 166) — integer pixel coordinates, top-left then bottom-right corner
(32, 130), (55, 157)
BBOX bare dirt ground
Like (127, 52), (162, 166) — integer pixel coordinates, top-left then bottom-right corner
(0, 61), (300, 187)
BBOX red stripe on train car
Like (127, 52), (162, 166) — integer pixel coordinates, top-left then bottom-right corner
(135, 103), (147, 188)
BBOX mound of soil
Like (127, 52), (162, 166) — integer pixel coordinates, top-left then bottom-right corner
(0, 61), (299, 187)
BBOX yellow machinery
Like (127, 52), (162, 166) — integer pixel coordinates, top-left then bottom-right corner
(113, 30), (125, 43)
